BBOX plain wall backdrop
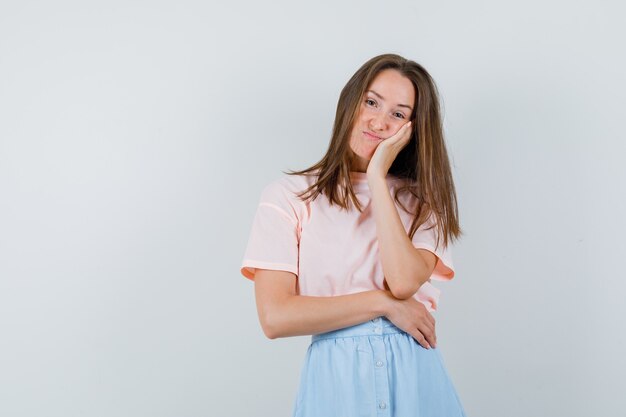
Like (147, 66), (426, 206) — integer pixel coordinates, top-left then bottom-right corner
(1, 1), (625, 416)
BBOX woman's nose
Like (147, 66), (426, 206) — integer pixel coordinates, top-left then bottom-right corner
(369, 113), (386, 131)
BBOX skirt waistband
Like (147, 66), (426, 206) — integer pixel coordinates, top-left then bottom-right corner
(311, 316), (404, 342)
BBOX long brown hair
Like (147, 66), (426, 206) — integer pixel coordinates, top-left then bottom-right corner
(283, 53), (462, 249)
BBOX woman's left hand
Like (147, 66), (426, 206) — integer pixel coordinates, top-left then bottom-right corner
(366, 121), (412, 179)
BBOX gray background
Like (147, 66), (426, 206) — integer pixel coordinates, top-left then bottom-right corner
(1, 1), (625, 416)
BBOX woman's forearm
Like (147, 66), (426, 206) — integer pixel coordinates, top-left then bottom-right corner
(368, 175), (432, 299)
(261, 290), (394, 339)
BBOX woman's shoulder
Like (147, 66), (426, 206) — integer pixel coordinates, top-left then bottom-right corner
(256, 172), (316, 220)
(261, 172), (315, 196)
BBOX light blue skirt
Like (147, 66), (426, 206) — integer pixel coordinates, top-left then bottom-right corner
(292, 316), (467, 417)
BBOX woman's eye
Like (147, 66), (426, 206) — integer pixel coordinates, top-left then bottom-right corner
(365, 99), (376, 106)
(394, 112), (405, 119)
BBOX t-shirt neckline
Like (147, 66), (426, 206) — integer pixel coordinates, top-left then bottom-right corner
(348, 171), (403, 190)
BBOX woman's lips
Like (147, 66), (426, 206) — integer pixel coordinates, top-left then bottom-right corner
(364, 131), (382, 140)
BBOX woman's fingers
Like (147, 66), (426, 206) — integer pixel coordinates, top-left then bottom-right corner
(418, 321), (437, 348)
(409, 328), (431, 349)
(388, 296), (438, 349)
(413, 307), (437, 348)
(385, 121), (412, 147)
(412, 301), (435, 331)
(427, 311), (436, 328)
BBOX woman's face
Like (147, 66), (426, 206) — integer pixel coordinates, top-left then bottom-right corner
(348, 69), (415, 171)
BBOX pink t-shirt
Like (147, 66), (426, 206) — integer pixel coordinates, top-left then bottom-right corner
(240, 171), (456, 312)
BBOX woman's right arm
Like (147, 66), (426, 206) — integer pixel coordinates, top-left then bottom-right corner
(254, 269), (437, 349)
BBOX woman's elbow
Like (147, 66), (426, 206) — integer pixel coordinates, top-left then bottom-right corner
(258, 308), (286, 339)
(254, 270), (297, 339)
(386, 278), (422, 300)
(261, 325), (279, 340)
(389, 286), (417, 300)
(260, 322), (280, 340)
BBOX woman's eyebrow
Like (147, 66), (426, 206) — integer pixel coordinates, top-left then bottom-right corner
(366, 89), (413, 111)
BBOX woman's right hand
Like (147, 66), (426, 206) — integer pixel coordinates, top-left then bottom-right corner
(382, 290), (437, 349)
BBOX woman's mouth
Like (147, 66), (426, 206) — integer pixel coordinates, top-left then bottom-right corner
(364, 131), (382, 141)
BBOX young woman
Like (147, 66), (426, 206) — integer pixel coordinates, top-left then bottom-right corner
(240, 53), (467, 416)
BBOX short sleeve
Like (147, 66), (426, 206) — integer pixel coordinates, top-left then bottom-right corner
(411, 212), (455, 281)
(240, 180), (301, 281)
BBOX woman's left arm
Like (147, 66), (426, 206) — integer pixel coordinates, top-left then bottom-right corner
(368, 176), (437, 300)
(366, 121), (437, 300)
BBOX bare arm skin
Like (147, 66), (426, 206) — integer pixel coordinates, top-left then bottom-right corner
(254, 269), (437, 348)
(368, 174), (438, 300)
(364, 121), (440, 300)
